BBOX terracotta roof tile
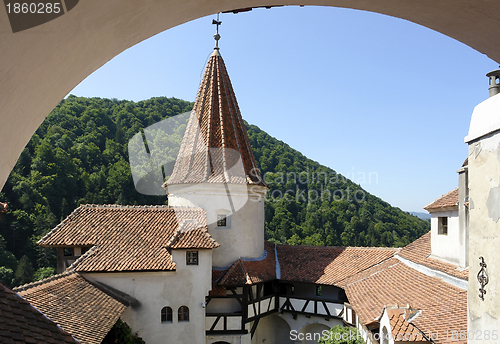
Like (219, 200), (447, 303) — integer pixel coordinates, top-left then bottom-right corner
(424, 188), (458, 211)
(218, 241), (277, 286)
(0, 281), (78, 344)
(276, 245), (399, 286)
(15, 272), (127, 344)
(398, 233), (468, 280)
(385, 306), (428, 342)
(209, 270), (227, 296)
(165, 50), (266, 187)
(165, 220), (219, 249)
(38, 205), (217, 272)
(344, 260), (467, 344)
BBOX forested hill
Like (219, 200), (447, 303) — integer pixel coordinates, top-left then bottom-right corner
(0, 96), (429, 287)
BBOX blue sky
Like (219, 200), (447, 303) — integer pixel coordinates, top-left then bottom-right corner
(69, 6), (497, 212)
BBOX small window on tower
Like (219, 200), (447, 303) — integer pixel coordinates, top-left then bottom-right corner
(316, 285), (322, 297)
(217, 214), (227, 227)
(438, 217), (448, 235)
(186, 251), (199, 265)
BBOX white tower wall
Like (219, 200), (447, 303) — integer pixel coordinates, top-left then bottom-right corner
(168, 183), (267, 267)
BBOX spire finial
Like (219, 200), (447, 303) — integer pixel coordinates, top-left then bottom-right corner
(212, 13), (221, 50)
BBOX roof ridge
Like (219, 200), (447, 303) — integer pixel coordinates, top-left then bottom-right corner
(14, 270), (76, 292)
(3, 279), (79, 343)
(277, 244), (400, 251)
(423, 188), (459, 210)
(338, 258), (401, 287)
(67, 246), (99, 272)
(38, 205), (85, 245)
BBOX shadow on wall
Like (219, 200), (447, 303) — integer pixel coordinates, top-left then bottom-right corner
(253, 314), (294, 344)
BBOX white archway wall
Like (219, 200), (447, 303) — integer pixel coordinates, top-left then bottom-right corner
(1, 0), (500, 188)
(252, 314), (294, 344)
(299, 323), (332, 344)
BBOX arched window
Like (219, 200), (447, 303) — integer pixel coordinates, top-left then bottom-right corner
(178, 306), (189, 322)
(161, 306), (172, 323)
(382, 326), (389, 344)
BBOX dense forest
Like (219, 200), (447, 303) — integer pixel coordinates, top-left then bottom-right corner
(0, 96), (429, 287)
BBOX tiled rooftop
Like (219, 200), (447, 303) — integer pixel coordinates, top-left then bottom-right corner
(398, 232), (468, 280)
(385, 306), (428, 342)
(165, 220), (219, 249)
(165, 50), (266, 187)
(0, 281), (78, 344)
(344, 258), (467, 344)
(276, 245), (400, 286)
(38, 204), (217, 272)
(15, 272), (128, 344)
(218, 241), (277, 286)
(424, 188), (459, 211)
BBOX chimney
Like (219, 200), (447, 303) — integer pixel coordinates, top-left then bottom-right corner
(486, 67), (500, 97)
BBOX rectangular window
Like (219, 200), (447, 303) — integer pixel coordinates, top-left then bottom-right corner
(217, 215), (227, 227)
(438, 217), (448, 235)
(186, 251), (199, 265)
(315, 285), (322, 297)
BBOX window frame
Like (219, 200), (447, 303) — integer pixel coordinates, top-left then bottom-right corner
(178, 306), (189, 322)
(186, 250), (199, 265)
(438, 216), (448, 235)
(161, 306), (172, 323)
(217, 214), (227, 227)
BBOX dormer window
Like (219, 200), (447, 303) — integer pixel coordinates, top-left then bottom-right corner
(186, 251), (198, 265)
(438, 217), (448, 235)
(217, 215), (227, 227)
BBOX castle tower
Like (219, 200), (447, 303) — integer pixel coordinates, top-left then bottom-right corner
(164, 47), (268, 268)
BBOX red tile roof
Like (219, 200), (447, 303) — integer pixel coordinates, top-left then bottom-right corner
(165, 220), (219, 249)
(38, 205), (217, 272)
(276, 245), (399, 286)
(0, 281), (78, 344)
(210, 270), (227, 296)
(384, 306), (428, 342)
(424, 188), (459, 211)
(15, 272), (127, 344)
(218, 241), (277, 286)
(398, 232), (468, 280)
(165, 49), (266, 187)
(344, 259), (467, 344)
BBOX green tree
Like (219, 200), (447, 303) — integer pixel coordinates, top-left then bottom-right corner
(0, 266), (15, 287)
(101, 319), (145, 344)
(33, 267), (55, 282)
(319, 326), (366, 344)
(15, 255), (34, 286)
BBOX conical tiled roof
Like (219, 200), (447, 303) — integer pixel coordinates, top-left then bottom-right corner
(166, 49), (266, 187)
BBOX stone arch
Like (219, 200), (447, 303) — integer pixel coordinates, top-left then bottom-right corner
(299, 323), (331, 344)
(252, 314), (293, 344)
(1, 1), (500, 188)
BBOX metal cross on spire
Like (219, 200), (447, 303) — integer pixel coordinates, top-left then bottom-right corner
(212, 13), (222, 50)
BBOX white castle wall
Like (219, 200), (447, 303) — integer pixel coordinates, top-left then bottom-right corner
(82, 249), (212, 344)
